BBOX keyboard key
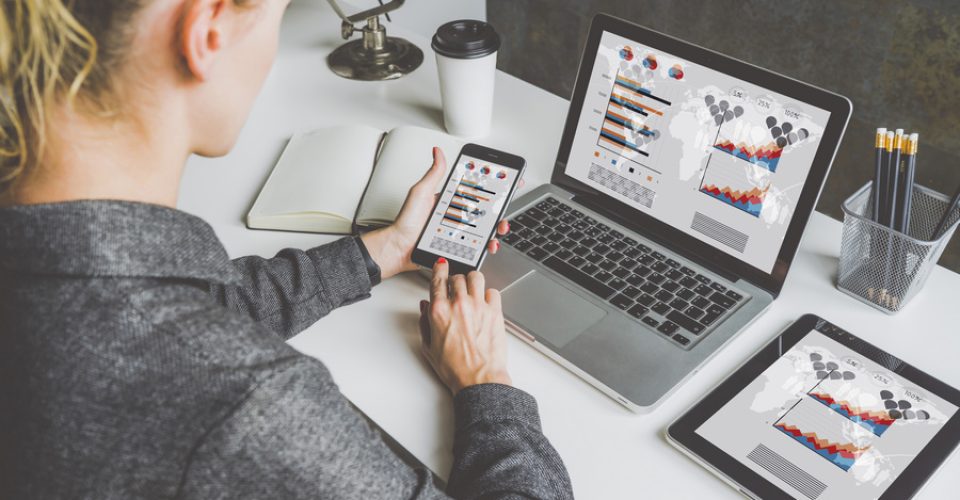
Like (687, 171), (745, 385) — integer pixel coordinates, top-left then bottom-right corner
(599, 259), (617, 271)
(655, 290), (673, 302)
(531, 236), (547, 246)
(559, 239), (577, 249)
(554, 224), (573, 234)
(695, 275), (712, 285)
(515, 214), (539, 227)
(620, 258), (638, 270)
(627, 304), (648, 319)
(535, 225), (552, 235)
(581, 263), (599, 275)
(685, 306), (705, 319)
(610, 240), (628, 251)
(709, 292), (736, 309)
(594, 271), (613, 282)
(652, 302), (670, 315)
(598, 234), (615, 244)
(638, 243), (652, 253)
(637, 294), (656, 306)
(662, 281), (680, 293)
(667, 311), (705, 335)
(658, 321), (679, 335)
(503, 233), (520, 245)
(673, 334), (690, 346)
(680, 276), (698, 288)
(625, 247), (642, 258)
(525, 207), (548, 220)
(543, 242), (560, 253)
(608, 278), (627, 291)
(594, 244), (611, 255)
(652, 251), (667, 260)
(544, 197), (559, 205)
(546, 232), (564, 242)
(610, 229), (624, 238)
(725, 289), (744, 301)
(652, 262), (669, 273)
(666, 269), (684, 281)
(543, 217), (561, 227)
(555, 249), (573, 260)
(666, 258), (681, 268)
(700, 312), (721, 326)
(568, 256), (586, 267)
(515, 240), (533, 252)
(676, 288), (695, 301)
(694, 284), (713, 296)
(612, 267), (630, 279)
(518, 228), (536, 239)
(626, 274), (644, 286)
(640, 282), (658, 294)
(707, 304), (726, 316)
(542, 256), (615, 299)
(526, 247), (549, 261)
(710, 282), (728, 293)
(623, 236), (638, 245)
(680, 266), (696, 276)
(606, 251), (624, 262)
(623, 286), (641, 298)
(642, 316), (660, 328)
(669, 298), (689, 311)
(581, 237), (598, 247)
(634, 265), (652, 277)
(649, 273), (666, 285)
(585, 253), (602, 263)
(547, 207), (564, 217)
(692, 296), (711, 309)
(611, 294), (633, 310)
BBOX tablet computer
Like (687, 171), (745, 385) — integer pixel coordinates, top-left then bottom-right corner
(667, 314), (960, 499)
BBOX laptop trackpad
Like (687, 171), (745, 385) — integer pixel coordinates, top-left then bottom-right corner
(502, 272), (606, 349)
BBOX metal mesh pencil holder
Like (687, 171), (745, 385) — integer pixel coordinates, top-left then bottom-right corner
(837, 182), (960, 314)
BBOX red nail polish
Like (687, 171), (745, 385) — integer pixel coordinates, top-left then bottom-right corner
(494, 240), (501, 250)
(437, 257), (447, 264)
(505, 221), (511, 232)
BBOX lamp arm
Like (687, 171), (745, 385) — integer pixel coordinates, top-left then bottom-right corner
(325, 0), (405, 24)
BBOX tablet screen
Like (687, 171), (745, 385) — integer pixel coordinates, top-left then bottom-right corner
(696, 329), (958, 499)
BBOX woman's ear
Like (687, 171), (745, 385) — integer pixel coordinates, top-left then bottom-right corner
(179, 0), (227, 81)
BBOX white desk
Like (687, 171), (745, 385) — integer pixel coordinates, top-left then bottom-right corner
(179, 2), (960, 498)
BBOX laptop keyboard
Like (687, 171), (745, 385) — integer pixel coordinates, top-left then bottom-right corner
(502, 196), (748, 348)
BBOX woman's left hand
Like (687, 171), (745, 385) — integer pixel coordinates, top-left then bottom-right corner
(359, 147), (513, 280)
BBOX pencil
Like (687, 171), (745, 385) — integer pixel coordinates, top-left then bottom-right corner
(885, 130), (903, 228)
(872, 127), (887, 222)
(879, 131), (895, 226)
(895, 133), (917, 234)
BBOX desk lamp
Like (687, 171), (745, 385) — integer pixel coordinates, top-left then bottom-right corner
(325, 0), (423, 80)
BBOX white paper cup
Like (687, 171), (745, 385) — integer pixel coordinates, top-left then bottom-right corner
(432, 20), (500, 138)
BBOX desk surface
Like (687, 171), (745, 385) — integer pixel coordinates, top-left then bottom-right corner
(179, 3), (960, 498)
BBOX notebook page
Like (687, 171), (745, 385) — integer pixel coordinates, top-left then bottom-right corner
(249, 125), (384, 220)
(356, 126), (464, 226)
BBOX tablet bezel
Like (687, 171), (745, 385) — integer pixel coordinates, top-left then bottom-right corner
(667, 314), (960, 499)
(550, 14), (852, 297)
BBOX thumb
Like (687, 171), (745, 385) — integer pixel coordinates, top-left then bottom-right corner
(417, 147), (447, 192)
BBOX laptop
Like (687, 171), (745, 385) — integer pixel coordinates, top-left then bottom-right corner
(484, 14), (852, 412)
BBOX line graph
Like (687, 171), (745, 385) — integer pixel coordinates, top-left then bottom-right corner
(808, 392), (896, 437)
(700, 184), (767, 217)
(712, 139), (783, 173)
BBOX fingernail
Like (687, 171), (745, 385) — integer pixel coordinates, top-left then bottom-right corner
(493, 240), (500, 251)
(505, 221), (511, 232)
(437, 257), (446, 264)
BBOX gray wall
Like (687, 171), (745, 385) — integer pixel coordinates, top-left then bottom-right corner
(488, 0), (960, 272)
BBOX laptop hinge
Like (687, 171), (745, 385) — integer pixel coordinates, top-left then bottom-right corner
(572, 193), (742, 284)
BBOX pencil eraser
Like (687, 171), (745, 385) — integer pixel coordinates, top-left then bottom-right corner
(877, 127), (887, 134)
(895, 128), (904, 135)
(910, 132), (919, 141)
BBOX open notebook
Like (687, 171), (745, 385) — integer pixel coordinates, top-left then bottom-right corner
(247, 125), (464, 234)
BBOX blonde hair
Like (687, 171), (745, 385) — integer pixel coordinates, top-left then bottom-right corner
(0, 0), (144, 197)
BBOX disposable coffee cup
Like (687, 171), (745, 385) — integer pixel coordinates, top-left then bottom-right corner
(431, 20), (500, 138)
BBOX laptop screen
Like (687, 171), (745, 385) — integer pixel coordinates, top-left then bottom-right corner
(564, 31), (832, 274)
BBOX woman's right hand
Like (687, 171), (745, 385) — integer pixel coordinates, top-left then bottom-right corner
(418, 258), (512, 395)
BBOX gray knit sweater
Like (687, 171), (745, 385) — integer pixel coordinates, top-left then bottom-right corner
(0, 200), (573, 499)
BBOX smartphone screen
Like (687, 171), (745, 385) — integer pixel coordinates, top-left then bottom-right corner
(415, 151), (522, 269)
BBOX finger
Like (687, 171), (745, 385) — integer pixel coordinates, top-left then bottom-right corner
(466, 271), (485, 298)
(496, 219), (509, 236)
(486, 238), (501, 254)
(409, 147), (447, 198)
(450, 273), (468, 301)
(431, 258), (450, 305)
(485, 288), (502, 308)
(418, 300), (432, 346)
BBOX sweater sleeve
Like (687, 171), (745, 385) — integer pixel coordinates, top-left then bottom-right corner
(208, 236), (373, 339)
(179, 358), (573, 500)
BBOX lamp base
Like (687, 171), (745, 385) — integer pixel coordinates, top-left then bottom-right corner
(327, 36), (423, 81)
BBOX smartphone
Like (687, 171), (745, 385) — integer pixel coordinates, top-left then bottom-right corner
(412, 143), (526, 274)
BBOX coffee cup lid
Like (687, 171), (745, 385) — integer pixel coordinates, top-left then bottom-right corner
(432, 20), (500, 59)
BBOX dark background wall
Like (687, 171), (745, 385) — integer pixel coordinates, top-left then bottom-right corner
(487, 0), (960, 272)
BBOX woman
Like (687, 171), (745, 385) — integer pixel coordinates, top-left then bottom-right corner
(0, 1), (573, 498)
